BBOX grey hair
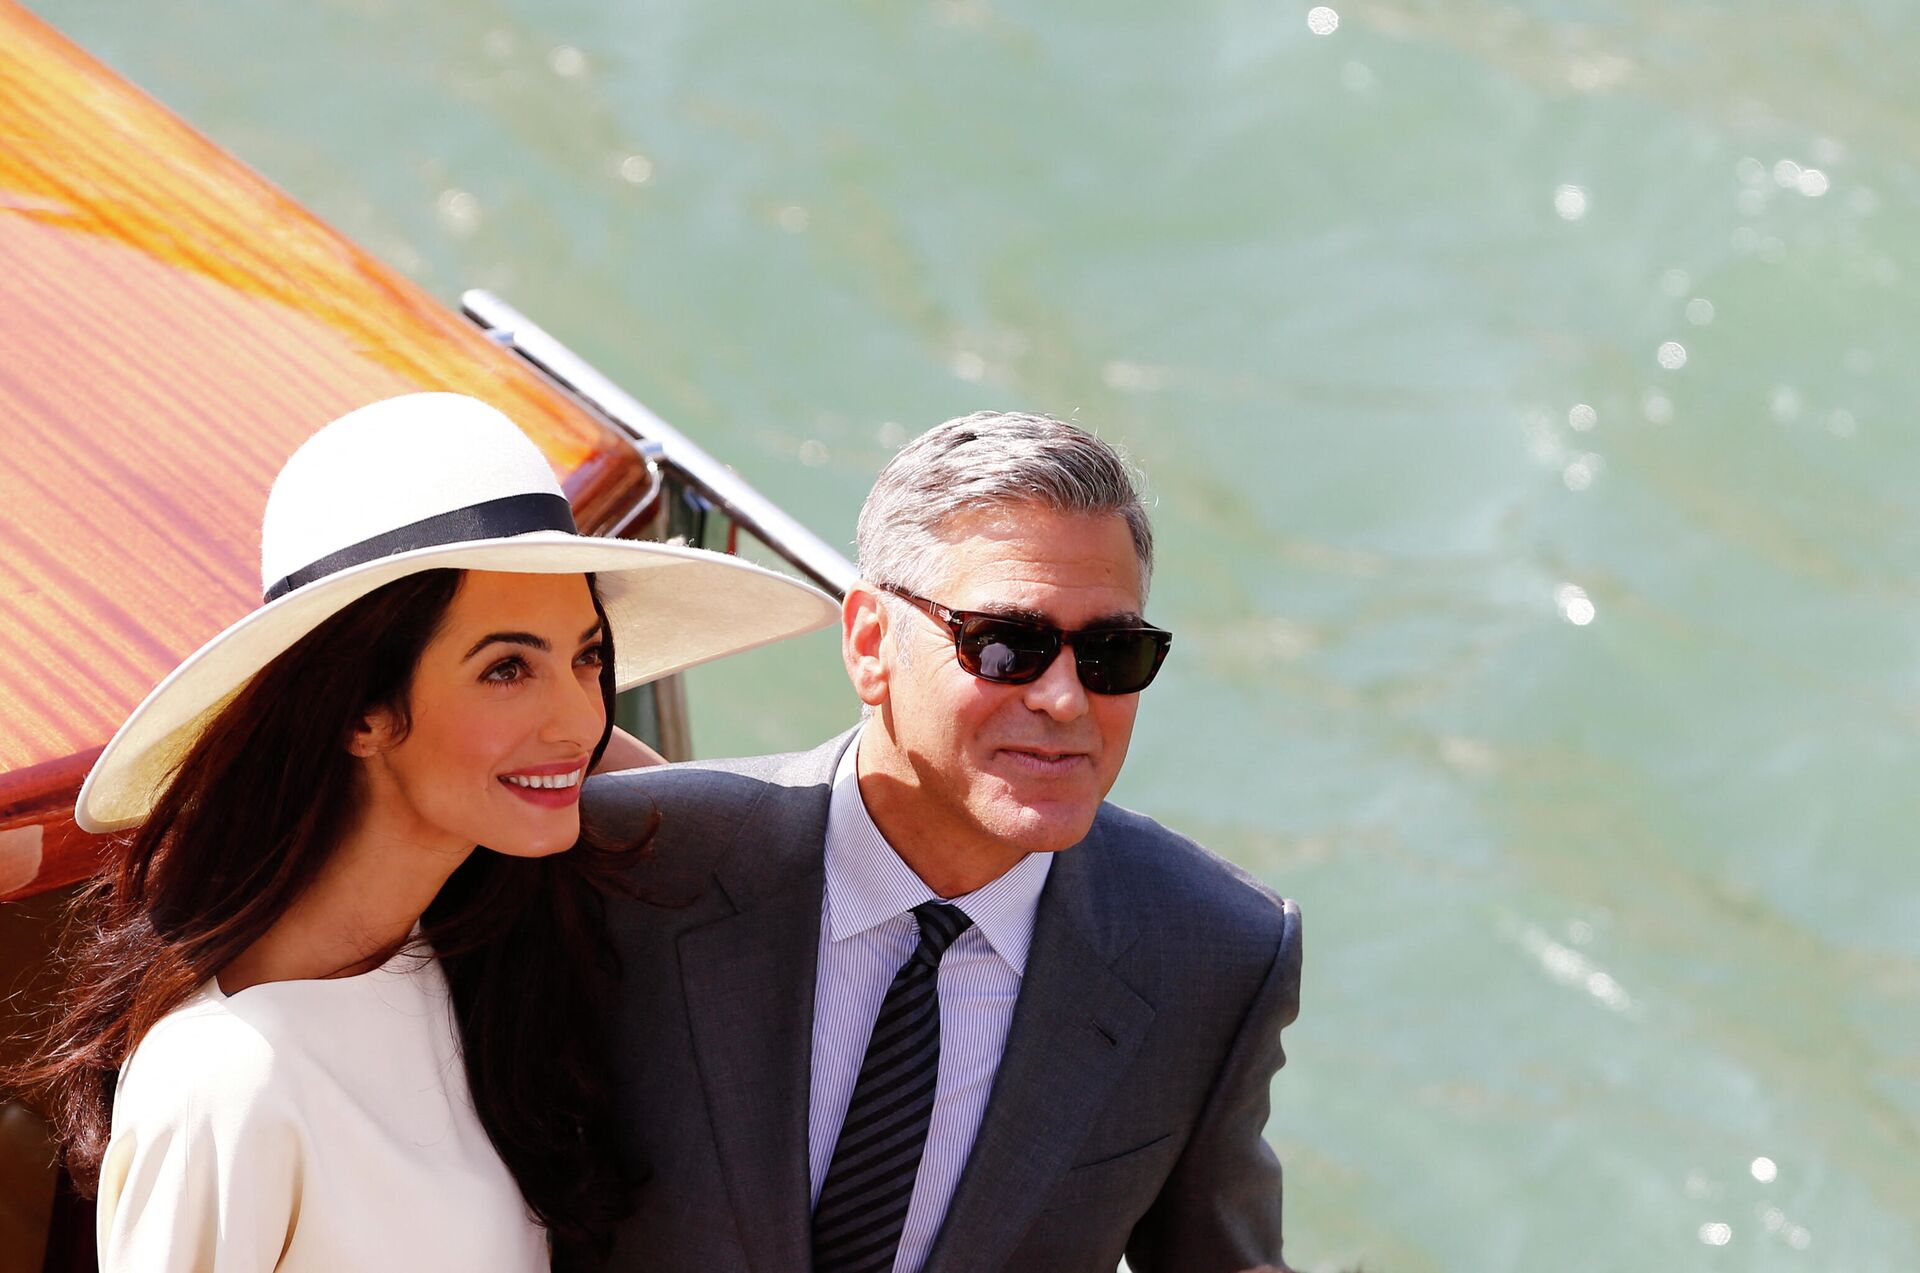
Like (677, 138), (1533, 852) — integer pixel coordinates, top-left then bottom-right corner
(856, 410), (1154, 601)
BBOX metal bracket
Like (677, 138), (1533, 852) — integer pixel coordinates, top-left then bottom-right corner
(461, 289), (857, 599)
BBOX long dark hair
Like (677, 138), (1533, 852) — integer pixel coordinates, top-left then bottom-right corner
(9, 569), (647, 1258)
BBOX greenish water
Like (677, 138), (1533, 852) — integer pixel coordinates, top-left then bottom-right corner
(31, 1), (1920, 1268)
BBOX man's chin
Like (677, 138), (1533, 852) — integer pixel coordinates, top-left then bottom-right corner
(981, 798), (1101, 856)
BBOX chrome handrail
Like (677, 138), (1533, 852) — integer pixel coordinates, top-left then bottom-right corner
(461, 289), (858, 599)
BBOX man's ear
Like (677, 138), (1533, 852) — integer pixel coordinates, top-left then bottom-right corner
(347, 706), (401, 758)
(842, 584), (891, 708)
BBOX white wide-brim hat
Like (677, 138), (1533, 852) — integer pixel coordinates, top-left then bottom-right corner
(76, 392), (840, 832)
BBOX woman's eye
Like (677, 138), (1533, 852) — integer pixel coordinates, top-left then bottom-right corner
(576, 643), (607, 669)
(482, 656), (528, 684)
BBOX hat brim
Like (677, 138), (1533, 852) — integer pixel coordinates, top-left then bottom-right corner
(75, 533), (839, 832)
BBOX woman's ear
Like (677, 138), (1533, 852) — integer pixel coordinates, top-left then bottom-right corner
(347, 707), (401, 758)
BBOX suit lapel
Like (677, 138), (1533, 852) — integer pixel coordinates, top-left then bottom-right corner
(674, 732), (852, 1273)
(679, 876), (820, 1272)
(921, 828), (1155, 1273)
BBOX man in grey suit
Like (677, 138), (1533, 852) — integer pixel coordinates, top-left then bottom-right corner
(584, 411), (1302, 1273)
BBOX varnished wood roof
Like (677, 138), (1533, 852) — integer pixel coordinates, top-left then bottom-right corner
(0, 1), (649, 897)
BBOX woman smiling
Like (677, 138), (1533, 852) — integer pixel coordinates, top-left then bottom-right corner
(11, 394), (836, 1270)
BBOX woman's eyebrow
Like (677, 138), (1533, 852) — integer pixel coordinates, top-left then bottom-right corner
(465, 620), (605, 661)
(464, 631), (549, 659)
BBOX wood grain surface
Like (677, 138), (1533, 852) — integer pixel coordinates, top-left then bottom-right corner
(0, 1), (651, 898)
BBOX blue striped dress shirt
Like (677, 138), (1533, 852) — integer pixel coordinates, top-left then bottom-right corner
(809, 730), (1054, 1273)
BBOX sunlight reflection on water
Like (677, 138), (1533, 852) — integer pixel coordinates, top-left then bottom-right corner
(25, 0), (1920, 1268)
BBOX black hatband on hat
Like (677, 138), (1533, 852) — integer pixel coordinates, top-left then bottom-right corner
(262, 492), (578, 602)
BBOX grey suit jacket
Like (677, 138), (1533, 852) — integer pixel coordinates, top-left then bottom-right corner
(582, 730), (1302, 1273)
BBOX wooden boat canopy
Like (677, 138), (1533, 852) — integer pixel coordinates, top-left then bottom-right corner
(0, 0), (654, 900)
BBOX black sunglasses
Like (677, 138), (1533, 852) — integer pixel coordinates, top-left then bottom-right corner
(879, 585), (1173, 695)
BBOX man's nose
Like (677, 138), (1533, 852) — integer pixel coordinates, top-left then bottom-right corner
(1021, 643), (1090, 721)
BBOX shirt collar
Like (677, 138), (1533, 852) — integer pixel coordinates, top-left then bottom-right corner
(823, 725), (1053, 975)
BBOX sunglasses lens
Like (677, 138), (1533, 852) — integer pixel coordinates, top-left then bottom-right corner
(1074, 630), (1171, 694)
(957, 617), (1057, 683)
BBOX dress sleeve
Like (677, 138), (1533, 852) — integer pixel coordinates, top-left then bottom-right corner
(95, 1021), (305, 1273)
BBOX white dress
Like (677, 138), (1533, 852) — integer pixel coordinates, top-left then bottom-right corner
(96, 943), (549, 1272)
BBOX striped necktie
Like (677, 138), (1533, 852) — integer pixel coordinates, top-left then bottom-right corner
(811, 901), (974, 1273)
